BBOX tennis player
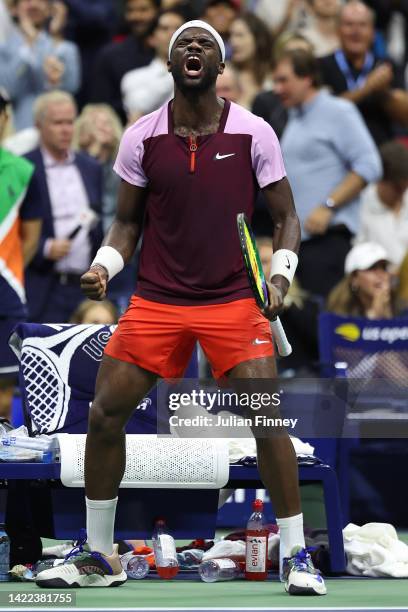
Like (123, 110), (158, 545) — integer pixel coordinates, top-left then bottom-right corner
(36, 21), (326, 595)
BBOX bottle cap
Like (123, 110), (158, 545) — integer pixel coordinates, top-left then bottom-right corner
(253, 499), (263, 511)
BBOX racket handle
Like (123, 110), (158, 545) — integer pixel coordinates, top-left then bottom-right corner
(271, 317), (292, 357)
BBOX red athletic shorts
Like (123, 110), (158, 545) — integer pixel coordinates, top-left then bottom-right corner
(105, 296), (274, 379)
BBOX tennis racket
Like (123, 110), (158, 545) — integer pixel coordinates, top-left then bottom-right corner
(237, 213), (292, 357)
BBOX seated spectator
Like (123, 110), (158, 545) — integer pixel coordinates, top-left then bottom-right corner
(201, 0), (240, 58)
(74, 104), (123, 232)
(73, 102), (120, 229)
(70, 299), (118, 324)
(327, 242), (396, 319)
(24, 91), (103, 323)
(0, 0), (80, 130)
(298, 0), (341, 57)
(356, 140), (408, 269)
(252, 33), (314, 138)
(319, 1), (408, 146)
(215, 61), (241, 102)
(274, 48), (381, 298)
(90, 0), (160, 124)
(121, 8), (185, 123)
(229, 12), (274, 109)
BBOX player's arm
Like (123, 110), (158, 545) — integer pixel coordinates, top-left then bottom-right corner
(80, 180), (147, 300)
(262, 176), (301, 318)
(102, 180), (146, 262)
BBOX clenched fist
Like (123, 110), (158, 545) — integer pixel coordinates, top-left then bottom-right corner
(80, 265), (108, 300)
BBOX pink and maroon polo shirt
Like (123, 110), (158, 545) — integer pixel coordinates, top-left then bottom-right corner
(113, 99), (286, 305)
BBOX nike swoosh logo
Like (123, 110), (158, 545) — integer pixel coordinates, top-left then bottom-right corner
(285, 256), (291, 269)
(253, 338), (270, 345)
(215, 152), (236, 160)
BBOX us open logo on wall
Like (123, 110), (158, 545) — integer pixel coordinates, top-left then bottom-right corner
(335, 323), (361, 342)
(335, 322), (408, 344)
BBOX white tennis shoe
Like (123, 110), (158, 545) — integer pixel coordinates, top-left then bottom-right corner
(36, 537), (127, 588)
(282, 546), (327, 595)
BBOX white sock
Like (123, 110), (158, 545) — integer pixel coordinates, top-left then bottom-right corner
(86, 496), (118, 555)
(276, 512), (305, 578)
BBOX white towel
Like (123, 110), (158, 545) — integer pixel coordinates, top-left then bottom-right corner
(343, 522), (408, 577)
(228, 435), (315, 463)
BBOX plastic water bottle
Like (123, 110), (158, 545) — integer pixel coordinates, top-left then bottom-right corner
(0, 524), (10, 582)
(245, 499), (268, 581)
(120, 551), (149, 579)
(152, 519), (179, 579)
(198, 558), (240, 582)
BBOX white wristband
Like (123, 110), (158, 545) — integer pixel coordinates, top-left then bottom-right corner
(270, 249), (298, 285)
(91, 246), (124, 281)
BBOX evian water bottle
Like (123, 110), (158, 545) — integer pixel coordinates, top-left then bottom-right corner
(152, 519), (179, 580)
(245, 499), (268, 581)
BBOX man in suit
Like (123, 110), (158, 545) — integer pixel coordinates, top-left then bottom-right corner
(24, 91), (103, 323)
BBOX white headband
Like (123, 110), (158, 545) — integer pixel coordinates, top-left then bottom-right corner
(168, 20), (226, 62)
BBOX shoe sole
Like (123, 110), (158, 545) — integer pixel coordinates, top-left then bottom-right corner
(37, 572), (127, 589)
(286, 584), (327, 596)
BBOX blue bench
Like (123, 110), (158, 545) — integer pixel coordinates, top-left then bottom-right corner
(0, 458), (345, 573)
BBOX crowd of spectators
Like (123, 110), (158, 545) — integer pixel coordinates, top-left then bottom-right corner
(1, 0), (408, 408)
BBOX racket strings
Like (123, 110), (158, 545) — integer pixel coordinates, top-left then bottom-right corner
(238, 215), (269, 308)
(21, 349), (63, 432)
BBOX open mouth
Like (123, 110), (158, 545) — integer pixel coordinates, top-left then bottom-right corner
(184, 55), (203, 78)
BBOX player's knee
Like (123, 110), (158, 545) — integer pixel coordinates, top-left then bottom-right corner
(88, 399), (125, 441)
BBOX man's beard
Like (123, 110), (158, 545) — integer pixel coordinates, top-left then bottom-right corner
(171, 62), (219, 94)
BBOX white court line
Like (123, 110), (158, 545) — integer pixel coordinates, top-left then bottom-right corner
(3, 608), (408, 612)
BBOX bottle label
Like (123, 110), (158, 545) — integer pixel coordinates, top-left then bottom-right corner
(157, 534), (177, 565)
(245, 536), (267, 572)
(213, 559), (237, 570)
